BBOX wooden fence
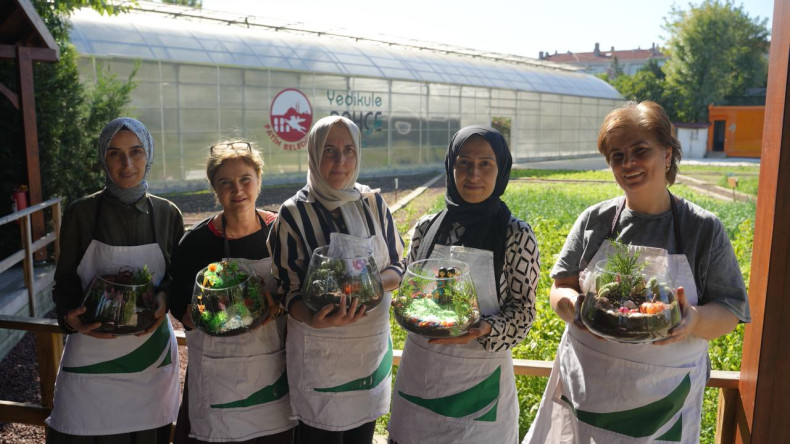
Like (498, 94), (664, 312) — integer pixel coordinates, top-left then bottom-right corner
(0, 315), (747, 443)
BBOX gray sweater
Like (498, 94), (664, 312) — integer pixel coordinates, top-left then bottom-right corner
(551, 196), (750, 322)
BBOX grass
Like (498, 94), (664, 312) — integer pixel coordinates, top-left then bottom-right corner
(383, 167), (755, 442)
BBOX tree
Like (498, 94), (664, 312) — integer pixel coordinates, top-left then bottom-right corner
(662, 0), (769, 122)
(0, 0), (136, 206)
(612, 59), (667, 105)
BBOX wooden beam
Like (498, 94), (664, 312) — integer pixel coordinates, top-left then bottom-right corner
(739, 0), (790, 442)
(0, 81), (19, 109)
(0, 44), (58, 62)
(0, 400), (49, 426)
(16, 46), (45, 259)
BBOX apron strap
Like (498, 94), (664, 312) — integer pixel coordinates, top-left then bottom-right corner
(608, 191), (684, 253)
(221, 211), (266, 259)
(416, 210), (448, 261)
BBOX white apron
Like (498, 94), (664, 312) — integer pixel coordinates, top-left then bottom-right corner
(46, 199), (180, 435)
(286, 232), (393, 431)
(186, 256), (296, 442)
(389, 244), (519, 444)
(524, 197), (709, 444)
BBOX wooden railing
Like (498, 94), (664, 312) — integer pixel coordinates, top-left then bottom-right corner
(0, 197), (61, 316)
(0, 315), (748, 443)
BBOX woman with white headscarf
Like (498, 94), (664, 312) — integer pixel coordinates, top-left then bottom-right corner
(268, 115), (404, 444)
(47, 117), (183, 443)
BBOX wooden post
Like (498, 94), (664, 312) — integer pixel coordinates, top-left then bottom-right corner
(739, 0), (790, 441)
(34, 332), (63, 409)
(20, 215), (36, 317)
(16, 46), (46, 261)
(716, 388), (738, 444)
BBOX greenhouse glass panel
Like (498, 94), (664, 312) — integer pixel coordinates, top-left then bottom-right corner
(179, 84), (218, 108)
(181, 109), (219, 132)
(219, 86), (244, 107)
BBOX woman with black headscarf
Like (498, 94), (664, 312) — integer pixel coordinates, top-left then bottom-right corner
(46, 117), (183, 443)
(388, 126), (540, 443)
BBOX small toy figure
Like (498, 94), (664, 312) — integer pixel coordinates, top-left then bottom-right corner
(433, 267), (452, 305)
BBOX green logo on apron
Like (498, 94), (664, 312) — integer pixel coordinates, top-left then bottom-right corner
(63, 321), (171, 374)
(314, 339), (393, 393)
(560, 372), (690, 439)
(211, 370), (290, 409)
(398, 366), (501, 419)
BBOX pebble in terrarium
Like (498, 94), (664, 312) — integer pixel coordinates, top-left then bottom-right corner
(80, 265), (157, 335)
(394, 259), (480, 339)
(580, 241), (682, 343)
(191, 260), (268, 336)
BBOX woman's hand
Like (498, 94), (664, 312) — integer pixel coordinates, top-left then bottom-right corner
(182, 304), (195, 329)
(64, 307), (116, 339)
(136, 291), (167, 336)
(288, 297), (366, 328)
(654, 287), (699, 345)
(428, 321), (492, 345)
(257, 290), (284, 329)
(310, 295), (366, 328)
(550, 277), (582, 323)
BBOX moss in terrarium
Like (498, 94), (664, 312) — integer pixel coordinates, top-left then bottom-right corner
(193, 260), (266, 335)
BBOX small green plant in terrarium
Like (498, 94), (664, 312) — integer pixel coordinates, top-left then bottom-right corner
(580, 240), (682, 343)
(80, 265), (156, 334)
(302, 246), (384, 313)
(393, 259), (480, 339)
(192, 260), (267, 336)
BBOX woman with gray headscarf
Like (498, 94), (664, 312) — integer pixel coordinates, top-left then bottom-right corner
(46, 117), (184, 443)
(268, 115), (404, 443)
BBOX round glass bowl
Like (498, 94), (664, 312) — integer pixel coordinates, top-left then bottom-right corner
(80, 266), (156, 335)
(393, 258), (480, 338)
(191, 261), (268, 336)
(580, 259), (682, 343)
(303, 245), (384, 313)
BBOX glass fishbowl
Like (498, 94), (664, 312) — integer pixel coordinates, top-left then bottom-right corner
(191, 260), (268, 336)
(302, 245), (384, 313)
(80, 265), (157, 335)
(580, 259), (682, 343)
(393, 259), (480, 339)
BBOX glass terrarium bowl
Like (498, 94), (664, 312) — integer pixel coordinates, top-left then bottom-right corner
(303, 245), (384, 313)
(79, 266), (156, 335)
(393, 258), (480, 339)
(580, 259), (682, 343)
(191, 260), (268, 337)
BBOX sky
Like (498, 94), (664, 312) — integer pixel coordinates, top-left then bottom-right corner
(198, 0), (775, 59)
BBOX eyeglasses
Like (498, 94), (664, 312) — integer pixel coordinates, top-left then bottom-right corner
(210, 141), (251, 154)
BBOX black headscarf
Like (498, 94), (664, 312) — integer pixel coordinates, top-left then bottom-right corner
(425, 125), (513, 289)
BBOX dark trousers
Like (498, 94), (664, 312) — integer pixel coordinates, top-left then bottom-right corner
(295, 420), (376, 444)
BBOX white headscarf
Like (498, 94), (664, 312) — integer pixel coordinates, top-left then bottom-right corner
(306, 116), (364, 211)
(97, 117), (154, 204)
(305, 116), (374, 237)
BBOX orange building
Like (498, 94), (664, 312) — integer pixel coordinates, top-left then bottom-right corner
(707, 105), (764, 158)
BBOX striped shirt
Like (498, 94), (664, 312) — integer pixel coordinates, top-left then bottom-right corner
(409, 214), (540, 351)
(268, 186), (405, 308)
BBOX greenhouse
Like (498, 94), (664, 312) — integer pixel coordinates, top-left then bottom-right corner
(68, 3), (623, 188)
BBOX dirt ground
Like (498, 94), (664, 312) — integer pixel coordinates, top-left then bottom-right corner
(0, 171), (446, 444)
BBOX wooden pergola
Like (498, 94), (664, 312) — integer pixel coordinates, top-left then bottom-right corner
(738, 0), (790, 441)
(0, 0), (59, 247)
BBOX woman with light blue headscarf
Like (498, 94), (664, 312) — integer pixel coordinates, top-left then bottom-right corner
(46, 117), (184, 443)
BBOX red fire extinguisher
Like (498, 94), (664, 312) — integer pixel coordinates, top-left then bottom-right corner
(12, 185), (28, 212)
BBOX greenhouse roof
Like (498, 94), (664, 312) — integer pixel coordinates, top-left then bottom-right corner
(68, 4), (621, 100)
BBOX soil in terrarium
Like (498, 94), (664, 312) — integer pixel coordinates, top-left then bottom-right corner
(304, 257), (383, 313)
(80, 266), (156, 334)
(193, 261), (265, 336)
(582, 241), (681, 342)
(395, 266), (480, 338)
